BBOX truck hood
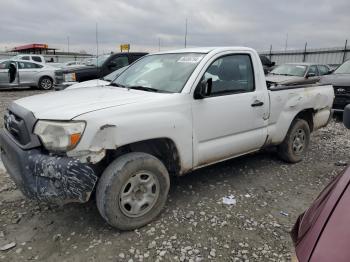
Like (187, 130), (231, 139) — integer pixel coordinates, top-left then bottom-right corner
(14, 86), (167, 120)
(66, 79), (110, 90)
(320, 74), (350, 86)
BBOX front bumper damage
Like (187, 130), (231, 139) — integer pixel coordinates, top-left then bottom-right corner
(0, 129), (98, 205)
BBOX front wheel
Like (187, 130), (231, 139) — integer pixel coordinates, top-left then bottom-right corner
(38, 76), (53, 90)
(96, 152), (170, 230)
(278, 119), (310, 163)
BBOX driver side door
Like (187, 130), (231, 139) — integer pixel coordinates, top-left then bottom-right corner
(0, 61), (19, 87)
(0, 60), (10, 87)
(192, 53), (269, 167)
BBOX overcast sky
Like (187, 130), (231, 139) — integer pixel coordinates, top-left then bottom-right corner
(0, 0), (349, 54)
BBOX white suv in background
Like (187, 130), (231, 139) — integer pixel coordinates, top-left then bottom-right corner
(12, 54), (46, 64)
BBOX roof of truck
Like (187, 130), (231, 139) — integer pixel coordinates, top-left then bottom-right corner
(154, 46), (254, 55)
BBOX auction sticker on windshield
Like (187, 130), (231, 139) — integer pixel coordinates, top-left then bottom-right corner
(177, 56), (203, 63)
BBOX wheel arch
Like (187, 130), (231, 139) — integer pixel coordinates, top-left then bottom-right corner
(293, 108), (315, 132)
(104, 138), (182, 176)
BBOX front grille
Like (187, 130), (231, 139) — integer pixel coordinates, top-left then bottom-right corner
(4, 110), (31, 145)
(333, 86), (350, 95)
(55, 71), (64, 84)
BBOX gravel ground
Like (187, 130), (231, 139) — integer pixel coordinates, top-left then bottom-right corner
(0, 89), (349, 262)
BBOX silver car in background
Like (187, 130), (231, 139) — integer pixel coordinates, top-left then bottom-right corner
(0, 59), (56, 90)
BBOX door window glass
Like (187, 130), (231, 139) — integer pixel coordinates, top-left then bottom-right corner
(108, 56), (129, 70)
(317, 65), (329, 75)
(21, 56), (30, 60)
(308, 65), (318, 76)
(18, 62), (40, 69)
(32, 56), (42, 63)
(0, 61), (10, 69)
(202, 54), (255, 95)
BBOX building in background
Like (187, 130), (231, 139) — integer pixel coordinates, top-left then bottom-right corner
(0, 43), (93, 63)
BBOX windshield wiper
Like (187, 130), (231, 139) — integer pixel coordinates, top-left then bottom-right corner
(127, 85), (161, 92)
(109, 82), (126, 88)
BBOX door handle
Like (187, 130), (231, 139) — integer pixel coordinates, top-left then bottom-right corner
(251, 100), (264, 107)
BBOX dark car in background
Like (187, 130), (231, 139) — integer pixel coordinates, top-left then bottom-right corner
(54, 52), (147, 90)
(291, 105), (350, 262)
(259, 55), (275, 74)
(266, 63), (331, 86)
(320, 60), (350, 112)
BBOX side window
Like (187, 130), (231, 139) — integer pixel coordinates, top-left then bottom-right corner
(108, 56), (129, 70)
(308, 65), (318, 76)
(33, 63), (43, 68)
(203, 54), (255, 96)
(0, 61), (9, 69)
(19, 62), (39, 69)
(32, 56), (42, 63)
(318, 65), (329, 75)
(21, 56), (30, 61)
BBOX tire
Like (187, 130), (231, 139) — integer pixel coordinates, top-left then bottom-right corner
(277, 119), (310, 163)
(96, 152), (170, 230)
(38, 76), (53, 90)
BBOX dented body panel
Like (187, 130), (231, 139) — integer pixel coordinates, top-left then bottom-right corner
(267, 84), (334, 145)
(0, 47), (335, 205)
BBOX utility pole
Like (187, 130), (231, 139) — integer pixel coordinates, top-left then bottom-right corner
(96, 23), (99, 57)
(303, 42), (307, 62)
(67, 36), (70, 54)
(158, 37), (161, 51)
(284, 33), (288, 51)
(269, 44), (272, 60)
(184, 18), (188, 48)
(343, 39), (348, 63)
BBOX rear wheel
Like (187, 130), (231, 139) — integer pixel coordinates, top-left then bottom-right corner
(96, 152), (170, 230)
(278, 119), (310, 163)
(38, 76), (53, 90)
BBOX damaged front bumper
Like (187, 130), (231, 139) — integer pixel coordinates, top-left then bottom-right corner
(0, 129), (98, 205)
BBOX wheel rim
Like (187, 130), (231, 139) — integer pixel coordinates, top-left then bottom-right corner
(119, 171), (160, 218)
(292, 128), (306, 155)
(41, 78), (52, 89)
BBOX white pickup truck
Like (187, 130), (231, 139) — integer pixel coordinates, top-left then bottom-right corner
(0, 47), (334, 230)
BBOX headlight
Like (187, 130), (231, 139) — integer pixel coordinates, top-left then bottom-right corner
(64, 73), (76, 82)
(34, 120), (85, 152)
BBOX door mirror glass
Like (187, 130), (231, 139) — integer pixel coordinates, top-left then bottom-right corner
(344, 105), (350, 129)
(194, 78), (212, 99)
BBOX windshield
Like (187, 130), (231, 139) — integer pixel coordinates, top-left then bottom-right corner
(103, 66), (128, 82)
(270, 64), (307, 77)
(334, 60), (350, 74)
(112, 53), (205, 93)
(88, 55), (110, 67)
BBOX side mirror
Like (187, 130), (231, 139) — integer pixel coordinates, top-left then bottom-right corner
(344, 105), (350, 129)
(306, 72), (316, 78)
(194, 78), (212, 99)
(271, 61), (276, 67)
